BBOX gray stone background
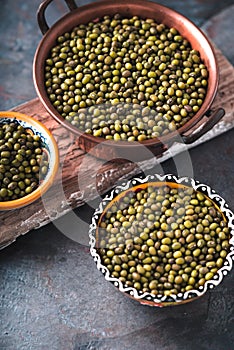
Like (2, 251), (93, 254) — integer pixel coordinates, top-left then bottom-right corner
(0, 1), (234, 349)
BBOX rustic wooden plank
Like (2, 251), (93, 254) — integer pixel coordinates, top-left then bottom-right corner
(0, 45), (234, 249)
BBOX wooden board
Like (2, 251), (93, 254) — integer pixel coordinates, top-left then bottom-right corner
(1, 45), (234, 249)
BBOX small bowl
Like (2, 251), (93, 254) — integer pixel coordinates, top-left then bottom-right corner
(0, 111), (59, 210)
(89, 174), (234, 307)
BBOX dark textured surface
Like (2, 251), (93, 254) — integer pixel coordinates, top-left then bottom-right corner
(0, 1), (234, 349)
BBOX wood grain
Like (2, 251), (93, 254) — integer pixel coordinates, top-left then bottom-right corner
(0, 45), (234, 249)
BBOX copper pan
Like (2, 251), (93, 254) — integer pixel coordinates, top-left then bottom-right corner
(33, 0), (224, 161)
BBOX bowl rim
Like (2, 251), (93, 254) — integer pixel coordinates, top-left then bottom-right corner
(0, 111), (59, 210)
(33, 0), (219, 151)
(89, 173), (234, 306)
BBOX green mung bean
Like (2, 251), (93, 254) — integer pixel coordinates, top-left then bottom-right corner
(45, 14), (208, 142)
(98, 184), (230, 297)
(0, 120), (49, 201)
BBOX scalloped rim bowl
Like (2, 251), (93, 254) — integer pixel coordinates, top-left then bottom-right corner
(0, 111), (59, 210)
(89, 174), (234, 307)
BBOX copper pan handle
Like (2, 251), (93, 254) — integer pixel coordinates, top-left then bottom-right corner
(37, 0), (77, 35)
(182, 108), (225, 144)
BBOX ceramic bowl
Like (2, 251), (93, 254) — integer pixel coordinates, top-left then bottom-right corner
(0, 111), (59, 210)
(89, 173), (234, 306)
(33, 0), (224, 161)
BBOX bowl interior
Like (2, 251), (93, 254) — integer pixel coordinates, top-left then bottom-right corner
(34, 0), (218, 147)
(89, 174), (234, 306)
(0, 111), (59, 210)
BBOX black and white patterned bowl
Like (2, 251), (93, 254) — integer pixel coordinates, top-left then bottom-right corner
(89, 174), (234, 307)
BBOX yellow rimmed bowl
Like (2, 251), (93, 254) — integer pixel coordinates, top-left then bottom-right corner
(89, 173), (234, 307)
(0, 111), (59, 210)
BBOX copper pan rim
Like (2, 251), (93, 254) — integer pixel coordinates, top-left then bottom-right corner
(33, 0), (219, 158)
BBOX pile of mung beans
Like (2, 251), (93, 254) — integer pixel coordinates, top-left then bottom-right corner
(45, 14), (208, 142)
(97, 184), (230, 296)
(0, 120), (49, 201)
